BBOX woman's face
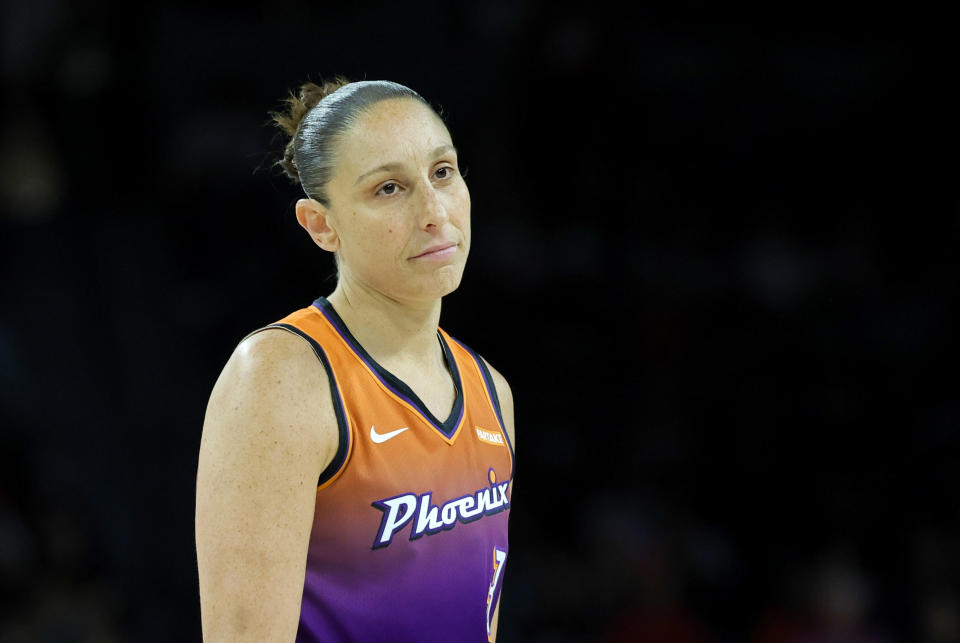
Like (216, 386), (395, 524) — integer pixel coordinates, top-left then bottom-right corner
(323, 98), (471, 304)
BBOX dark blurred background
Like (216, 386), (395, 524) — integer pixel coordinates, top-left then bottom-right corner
(0, 1), (956, 641)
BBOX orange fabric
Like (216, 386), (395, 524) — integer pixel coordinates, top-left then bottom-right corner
(275, 303), (514, 496)
(269, 300), (514, 641)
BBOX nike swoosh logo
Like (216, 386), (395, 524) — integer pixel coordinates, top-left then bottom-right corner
(370, 425), (410, 444)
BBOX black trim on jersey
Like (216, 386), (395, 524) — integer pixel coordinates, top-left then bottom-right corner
(474, 354), (505, 431)
(451, 339), (516, 470)
(246, 323), (351, 487)
(313, 297), (464, 438)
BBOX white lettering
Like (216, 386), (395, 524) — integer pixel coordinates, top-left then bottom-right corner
(496, 483), (509, 505)
(476, 488), (492, 512)
(459, 496), (481, 519)
(414, 493), (444, 535)
(441, 503), (458, 525)
(372, 472), (512, 548)
(476, 427), (505, 444)
(375, 495), (417, 546)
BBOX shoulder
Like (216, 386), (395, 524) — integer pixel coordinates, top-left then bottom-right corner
(479, 357), (513, 409)
(202, 327), (339, 470)
(216, 327), (330, 409)
(478, 356), (515, 449)
(447, 333), (513, 408)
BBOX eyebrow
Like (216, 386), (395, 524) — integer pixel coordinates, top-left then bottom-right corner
(354, 144), (457, 185)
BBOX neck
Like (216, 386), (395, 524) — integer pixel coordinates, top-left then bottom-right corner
(326, 276), (444, 368)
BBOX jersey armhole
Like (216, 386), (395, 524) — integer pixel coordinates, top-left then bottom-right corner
(450, 338), (516, 473)
(243, 323), (351, 488)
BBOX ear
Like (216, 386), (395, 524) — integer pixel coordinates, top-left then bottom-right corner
(296, 198), (340, 252)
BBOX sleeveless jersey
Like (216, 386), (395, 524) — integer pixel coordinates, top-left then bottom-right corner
(258, 297), (514, 643)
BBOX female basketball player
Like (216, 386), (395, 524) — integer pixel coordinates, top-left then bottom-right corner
(195, 79), (515, 643)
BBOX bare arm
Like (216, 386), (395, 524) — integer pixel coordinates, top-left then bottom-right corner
(196, 329), (339, 642)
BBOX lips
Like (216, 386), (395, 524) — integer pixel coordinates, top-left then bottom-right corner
(411, 242), (458, 259)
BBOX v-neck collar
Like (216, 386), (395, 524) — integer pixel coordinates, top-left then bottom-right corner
(312, 297), (465, 438)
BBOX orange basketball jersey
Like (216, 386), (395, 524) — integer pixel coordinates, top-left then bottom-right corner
(253, 297), (514, 643)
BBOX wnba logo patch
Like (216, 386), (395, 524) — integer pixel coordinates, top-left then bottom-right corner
(475, 426), (506, 447)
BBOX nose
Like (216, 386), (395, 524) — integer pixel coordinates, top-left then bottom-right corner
(417, 181), (449, 230)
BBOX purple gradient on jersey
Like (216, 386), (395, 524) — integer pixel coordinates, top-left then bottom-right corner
(295, 507), (509, 643)
(487, 548), (507, 640)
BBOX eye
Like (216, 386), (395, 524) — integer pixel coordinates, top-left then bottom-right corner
(434, 165), (456, 180)
(376, 181), (401, 196)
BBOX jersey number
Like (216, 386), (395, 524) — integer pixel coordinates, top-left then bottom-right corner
(486, 547), (507, 642)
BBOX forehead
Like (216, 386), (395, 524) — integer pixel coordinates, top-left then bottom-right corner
(336, 98), (452, 168)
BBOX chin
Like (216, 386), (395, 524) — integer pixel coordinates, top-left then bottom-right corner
(409, 264), (466, 301)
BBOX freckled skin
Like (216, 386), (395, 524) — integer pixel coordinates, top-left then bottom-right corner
(318, 98), (472, 305)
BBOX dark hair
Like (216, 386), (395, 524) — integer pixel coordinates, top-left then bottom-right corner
(271, 77), (434, 206)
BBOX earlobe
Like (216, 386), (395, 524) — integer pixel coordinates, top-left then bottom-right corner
(295, 198), (340, 252)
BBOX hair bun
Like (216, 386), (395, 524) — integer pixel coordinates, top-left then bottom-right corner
(271, 76), (351, 183)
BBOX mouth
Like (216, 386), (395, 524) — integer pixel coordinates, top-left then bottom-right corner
(410, 243), (458, 261)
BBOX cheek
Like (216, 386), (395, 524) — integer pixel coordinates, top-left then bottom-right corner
(459, 195), (472, 228)
(446, 185), (471, 221)
(461, 185), (472, 216)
